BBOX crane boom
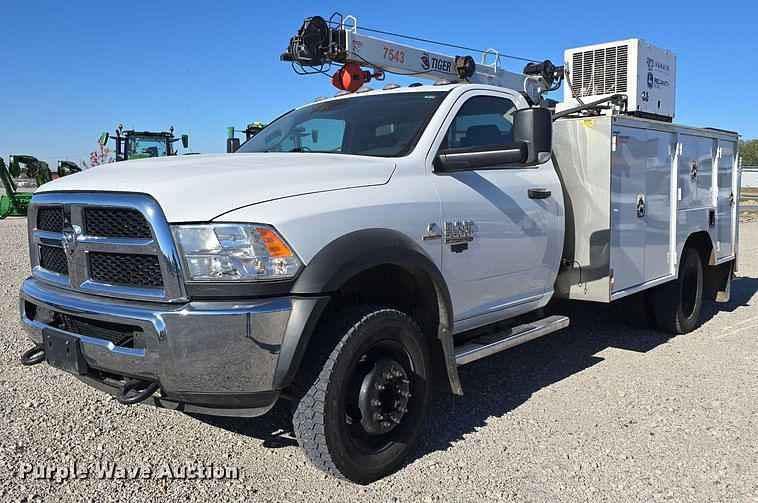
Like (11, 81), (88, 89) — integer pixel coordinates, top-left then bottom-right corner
(282, 15), (554, 102)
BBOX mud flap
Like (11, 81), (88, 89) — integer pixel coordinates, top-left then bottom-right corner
(704, 261), (733, 303)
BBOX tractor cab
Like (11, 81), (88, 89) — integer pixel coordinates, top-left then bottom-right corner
(99, 125), (189, 162)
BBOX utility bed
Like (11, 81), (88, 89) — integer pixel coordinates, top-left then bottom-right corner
(552, 115), (740, 302)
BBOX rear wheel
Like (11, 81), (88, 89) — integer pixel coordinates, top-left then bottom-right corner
(292, 305), (430, 483)
(653, 247), (704, 334)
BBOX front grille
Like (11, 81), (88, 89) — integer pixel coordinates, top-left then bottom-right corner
(37, 206), (64, 233)
(89, 252), (163, 288)
(30, 194), (181, 302)
(39, 245), (68, 275)
(84, 208), (152, 238)
(54, 313), (139, 348)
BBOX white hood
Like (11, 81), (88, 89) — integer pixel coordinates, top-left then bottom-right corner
(38, 153), (396, 222)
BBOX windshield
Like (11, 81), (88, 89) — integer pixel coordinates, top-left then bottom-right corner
(237, 91), (448, 157)
(126, 135), (169, 159)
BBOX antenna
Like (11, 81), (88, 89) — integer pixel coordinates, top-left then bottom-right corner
(186, 69), (192, 150)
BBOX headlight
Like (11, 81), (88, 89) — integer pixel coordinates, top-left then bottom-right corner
(172, 224), (302, 281)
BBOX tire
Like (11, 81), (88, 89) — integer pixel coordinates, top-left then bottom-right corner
(653, 247), (704, 334)
(291, 305), (430, 484)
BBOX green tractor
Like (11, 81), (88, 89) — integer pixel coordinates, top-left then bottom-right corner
(99, 124), (189, 161)
(0, 155), (53, 218)
(226, 122), (266, 153)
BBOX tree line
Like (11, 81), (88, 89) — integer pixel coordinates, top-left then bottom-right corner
(741, 139), (758, 166)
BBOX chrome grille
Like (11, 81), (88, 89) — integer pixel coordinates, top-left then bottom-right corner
(39, 245), (68, 275)
(84, 207), (152, 238)
(89, 252), (163, 287)
(37, 206), (64, 233)
(28, 193), (186, 302)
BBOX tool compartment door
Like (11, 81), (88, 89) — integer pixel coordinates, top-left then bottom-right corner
(715, 140), (737, 260)
(610, 124), (674, 295)
(644, 130), (673, 282)
(610, 127), (647, 292)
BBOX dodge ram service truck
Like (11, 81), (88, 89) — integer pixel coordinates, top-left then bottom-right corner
(19, 15), (740, 483)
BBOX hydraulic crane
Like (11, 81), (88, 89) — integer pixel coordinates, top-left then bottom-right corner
(281, 14), (564, 102)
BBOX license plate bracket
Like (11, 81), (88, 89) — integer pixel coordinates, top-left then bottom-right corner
(43, 330), (88, 375)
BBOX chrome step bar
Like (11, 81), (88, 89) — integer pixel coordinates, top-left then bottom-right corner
(454, 315), (570, 366)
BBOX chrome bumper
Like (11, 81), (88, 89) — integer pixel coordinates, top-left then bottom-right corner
(19, 277), (294, 416)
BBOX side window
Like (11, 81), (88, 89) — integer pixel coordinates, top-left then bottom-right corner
(441, 96), (517, 150)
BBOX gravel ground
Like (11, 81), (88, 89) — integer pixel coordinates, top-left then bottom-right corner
(1, 217), (756, 502)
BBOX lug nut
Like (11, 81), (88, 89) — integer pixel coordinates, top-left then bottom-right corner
(375, 383), (385, 391)
(371, 399), (382, 407)
(373, 412), (384, 421)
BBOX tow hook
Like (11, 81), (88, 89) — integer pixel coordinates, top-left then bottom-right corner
(116, 379), (160, 406)
(20, 345), (45, 366)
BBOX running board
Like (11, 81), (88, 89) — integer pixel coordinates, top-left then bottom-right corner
(454, 315), (570, 366)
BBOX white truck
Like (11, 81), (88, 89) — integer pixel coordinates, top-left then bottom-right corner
(19, 15), (739, 483)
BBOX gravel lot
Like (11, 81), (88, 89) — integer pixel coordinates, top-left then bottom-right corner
(1, 217), (756, 502)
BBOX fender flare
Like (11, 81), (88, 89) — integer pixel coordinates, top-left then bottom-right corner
(273, 229), (462, 395)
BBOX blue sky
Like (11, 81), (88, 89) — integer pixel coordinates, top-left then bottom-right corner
(1, 0), (756, 167)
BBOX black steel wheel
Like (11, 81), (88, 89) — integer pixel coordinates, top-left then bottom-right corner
(653, 247), (704, 334)
(292, 305), (430, 484)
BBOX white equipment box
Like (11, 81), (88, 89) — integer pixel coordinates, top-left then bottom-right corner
(563, 39), (676, 119)
(553, 115), (739, 302)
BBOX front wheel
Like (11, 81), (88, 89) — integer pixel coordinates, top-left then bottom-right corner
(292, 305), (430, 484)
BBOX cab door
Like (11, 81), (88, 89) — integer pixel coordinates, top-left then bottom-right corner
(427, 91), (563, 331)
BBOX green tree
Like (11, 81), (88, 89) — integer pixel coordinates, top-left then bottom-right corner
(740, 139), (758, 166)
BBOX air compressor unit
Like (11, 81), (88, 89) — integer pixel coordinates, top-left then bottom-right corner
(563, 38), (676, 120)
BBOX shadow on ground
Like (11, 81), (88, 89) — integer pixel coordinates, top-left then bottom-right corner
(193, 276), (757, 464)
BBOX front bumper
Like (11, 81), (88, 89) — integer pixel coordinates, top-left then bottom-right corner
(20, 277), (298, 416)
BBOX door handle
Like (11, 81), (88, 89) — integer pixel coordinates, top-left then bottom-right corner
(528, 188), (551, 199)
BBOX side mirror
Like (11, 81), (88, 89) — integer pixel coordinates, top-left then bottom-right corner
(227, 137), (241, 153)
(434, 107), (553, 172)
(311, 129), (319, 143)
(181, 134), (189, 149)
(512, 107), (552, 166)
(99, 132), (109, 145)
(435, 144), (528, 171)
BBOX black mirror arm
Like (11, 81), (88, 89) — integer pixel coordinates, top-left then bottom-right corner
(435, 143), (528, 172)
